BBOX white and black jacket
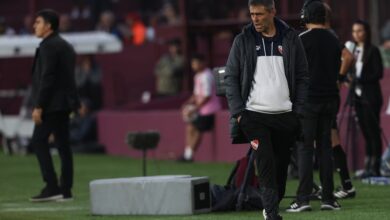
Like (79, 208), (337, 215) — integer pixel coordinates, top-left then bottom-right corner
(225, 18), (309, 143)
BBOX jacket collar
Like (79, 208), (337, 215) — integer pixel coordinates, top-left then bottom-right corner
(40, 32), (59, 46)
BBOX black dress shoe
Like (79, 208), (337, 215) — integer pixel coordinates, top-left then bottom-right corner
(57, 190), (73, 202)
(30, 187), (62, 202)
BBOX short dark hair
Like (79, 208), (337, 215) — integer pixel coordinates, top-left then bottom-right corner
(304, 1), (326, 24)
(248, 0), (274, 11)
(36, 9), (59, 32)
(191, 53), (206, 62)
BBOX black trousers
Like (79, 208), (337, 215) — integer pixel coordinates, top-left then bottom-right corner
(297, 100), (338, 202)
(31, 111), (73, 191)
(239, 110), (299, 214)
(355, 96), (382, 160)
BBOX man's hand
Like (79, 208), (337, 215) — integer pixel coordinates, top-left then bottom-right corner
(32, 108), (43, 125)
(237, 115), (242, 123)
(182, 104), (198, 122)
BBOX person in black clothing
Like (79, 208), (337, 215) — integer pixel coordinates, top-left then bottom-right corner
(30, 9), (79, 202)
(286, 0), (341, 212)
(349, 20), (384, 178)
(225, 0), (309, 219)
(323, 2), (356, 199)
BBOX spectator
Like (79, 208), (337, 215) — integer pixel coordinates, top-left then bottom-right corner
(145, 15), (157, 42)
(19, 14), (33, 35)
(159, 2), (180, 25)
(122, 12), (146, 45)
(0, 17), (15, 36)
(71, 56), (103, 153)
(96, 10), (122, 40)
(154, 39), (184, 96)
(75, 55), (102, 111)
(70, 0), (91, 20)
(69, 99), (101, 153)
(59, 14), (73, 33)
(177, 54), (221, 162)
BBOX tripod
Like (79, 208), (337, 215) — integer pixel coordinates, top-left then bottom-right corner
(338, 74), (389, 176)
(338, 75), (359, 171)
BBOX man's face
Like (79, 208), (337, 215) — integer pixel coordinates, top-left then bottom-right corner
(249, 4), (275, 33)
(33, 16), (51, 38)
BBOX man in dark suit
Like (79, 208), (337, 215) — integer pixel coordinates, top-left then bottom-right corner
(30, 9), (79, 202)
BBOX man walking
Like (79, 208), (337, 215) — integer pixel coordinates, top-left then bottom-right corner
(225, 0), (309, 219)
(30, 9), (79, 202)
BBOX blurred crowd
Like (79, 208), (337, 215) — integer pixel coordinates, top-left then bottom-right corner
(0, 0), (175, 45)
(0, 0), (252, 46)
(0, 0), (389, 50)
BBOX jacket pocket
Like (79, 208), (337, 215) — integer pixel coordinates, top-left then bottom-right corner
(229, 117), (248, 144)
(230, 117), (240, 137)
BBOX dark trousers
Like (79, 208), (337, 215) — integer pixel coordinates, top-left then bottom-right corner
(239, 110), (299, 214)
(297, 100), (338, 202)
(31, 111), (73, 191)
(355, 96), (382, 174)
(355, 96), (382, 176)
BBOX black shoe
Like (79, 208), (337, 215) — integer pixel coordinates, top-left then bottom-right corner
(334, 187), (356, 199)
(176, 156), (193, 163)
(30, 187), (62, 202)
(262, 209), (283, 220)
(57, 189), (73, 202)
(286, 200), (312, 212)
(321, 200), (341, 211)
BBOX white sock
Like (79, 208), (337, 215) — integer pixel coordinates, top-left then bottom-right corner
(184, 147), (193, 160)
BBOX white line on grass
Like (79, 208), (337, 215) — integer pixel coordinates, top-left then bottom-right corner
(1, 206), (86, 212)
(1, 203), (25, 207)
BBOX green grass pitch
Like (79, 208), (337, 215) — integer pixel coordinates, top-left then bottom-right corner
(0, 153), (389, 220)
